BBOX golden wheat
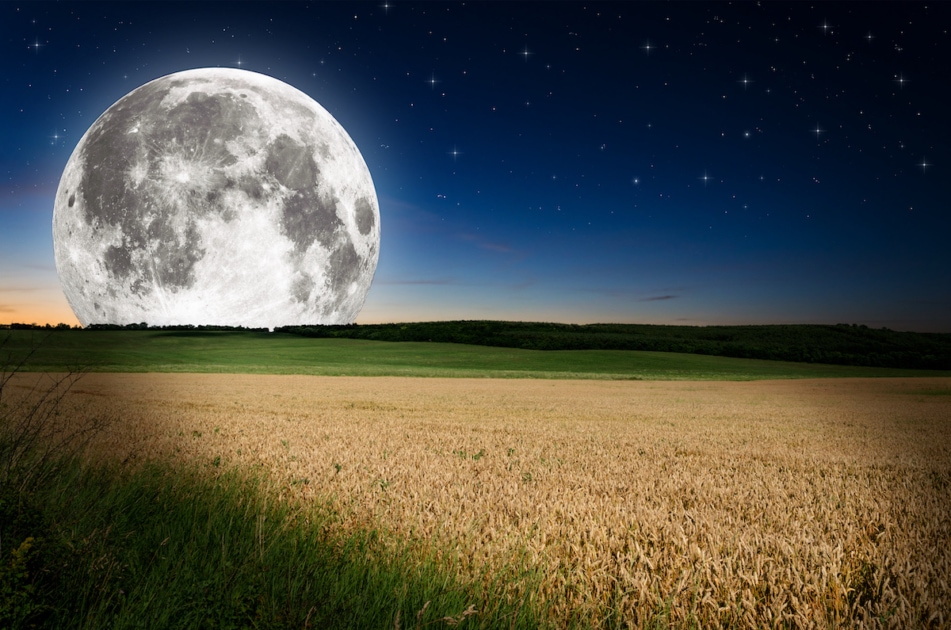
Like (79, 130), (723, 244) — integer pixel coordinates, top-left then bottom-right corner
(11, 373), (950, 628)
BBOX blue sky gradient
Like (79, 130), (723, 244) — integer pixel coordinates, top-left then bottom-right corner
(3, 2), (948, 330)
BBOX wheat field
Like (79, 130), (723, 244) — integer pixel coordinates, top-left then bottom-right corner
(17, 373), (951, 628)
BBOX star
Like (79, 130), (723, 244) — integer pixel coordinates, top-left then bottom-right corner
(738, 74), (753, 90)
(699, 171), (713, 186)
(380, 1), (392, 14)
(641, 40), (654, 55)
(812, 124), (824, 139)
(866, 32), (875, 43)
(894, 73), (908, 89)
(30, 38), (43, 53)
(236, 57), (244, 67)
(519, 46), (532, 61)
(427, 73), (439, 89)
(448, 146), (462, 161)
(819, 20), (832, 34)
(919, 158), (930, 173)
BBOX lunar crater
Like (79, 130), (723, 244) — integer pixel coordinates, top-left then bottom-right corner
(54, 68), (379, 328)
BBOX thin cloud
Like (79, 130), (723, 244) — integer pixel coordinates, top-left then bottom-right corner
(639, 294), (678, 302)
(379, 277), (458, 286)
(457, 232), (515, 254)
(381, 196), (520, 256)
(479, 241), (515, 254)
(379, 197), (446, 230)
(0, 287), (43, 293)
(907, 298), (951, 307)
(508, 278), (536, 290)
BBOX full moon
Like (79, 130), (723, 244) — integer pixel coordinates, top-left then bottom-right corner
(53, 68), (380, 328)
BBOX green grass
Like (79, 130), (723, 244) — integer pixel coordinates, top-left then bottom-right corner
(5, 329), (949, 380)
(1, 457), (544, 629)
(2, 344), (544, 629)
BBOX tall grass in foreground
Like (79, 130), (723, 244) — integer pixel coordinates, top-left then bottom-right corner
(0, 332), (107, 494)
(2, 459), (543, 629)
(0, 335), (544, 629)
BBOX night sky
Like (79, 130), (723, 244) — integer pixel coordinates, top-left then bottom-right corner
(3, 1), (949, 331)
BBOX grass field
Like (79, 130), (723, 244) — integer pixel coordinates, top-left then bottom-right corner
(5, 329), (949, 380)
(5, 372), (949, 628)
(4, 329), (950, 627)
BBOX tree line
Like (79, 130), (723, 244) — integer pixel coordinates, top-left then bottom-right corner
(7, 320), (948, 370)
(85, 323), (270, 333)
(275, 321), (951, 370)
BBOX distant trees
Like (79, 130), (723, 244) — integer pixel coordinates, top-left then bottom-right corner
(1, 322), (269, 332)
(0, 323), (80, 330)
(84, 323), (269, 332)
(276, 321), (951, 370)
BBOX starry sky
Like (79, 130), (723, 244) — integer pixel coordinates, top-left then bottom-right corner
(3, 1), (949, 331)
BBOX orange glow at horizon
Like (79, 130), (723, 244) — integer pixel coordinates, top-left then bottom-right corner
(0, 287), (80, 327)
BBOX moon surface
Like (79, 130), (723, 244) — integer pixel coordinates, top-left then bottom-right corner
(53, 67), (379, 328)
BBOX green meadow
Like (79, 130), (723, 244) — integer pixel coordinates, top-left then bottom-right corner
(5, 328), (949, 380)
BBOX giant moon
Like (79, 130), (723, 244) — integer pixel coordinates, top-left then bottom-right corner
(53, 68), (380, 328)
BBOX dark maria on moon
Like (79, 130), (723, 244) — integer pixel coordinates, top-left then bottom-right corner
(52, 67), (380, 328)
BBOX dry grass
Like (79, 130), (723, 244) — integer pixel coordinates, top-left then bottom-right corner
(10, 373), (950, 628)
